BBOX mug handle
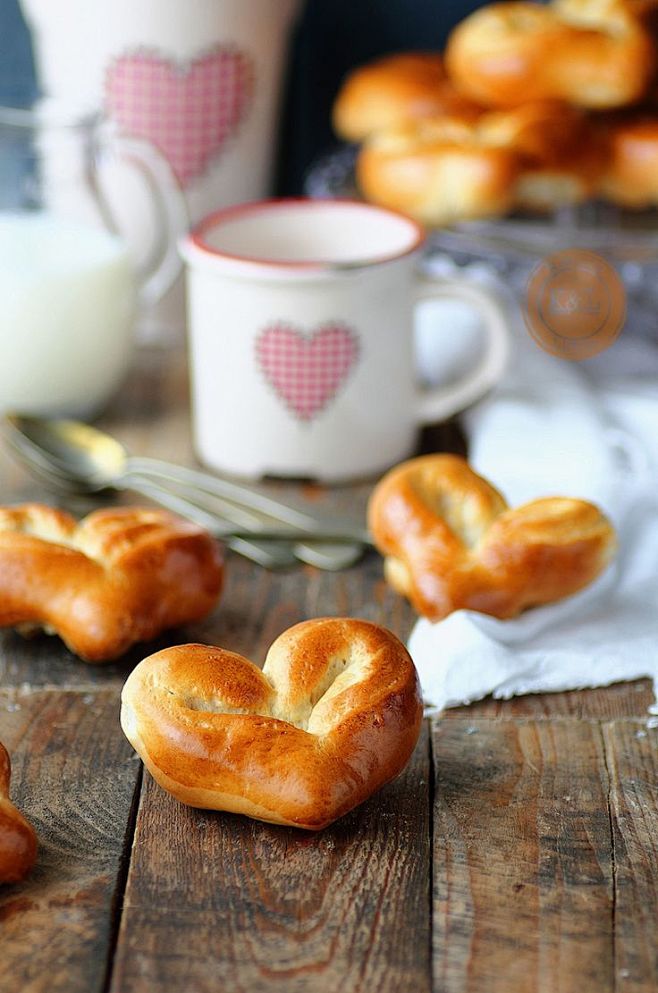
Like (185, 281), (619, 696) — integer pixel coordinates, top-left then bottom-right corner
(413, 277), (511, 424)
(94, 129), (189, 306)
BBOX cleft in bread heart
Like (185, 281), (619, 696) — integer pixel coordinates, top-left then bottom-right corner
(105, 47), (254, 187)
(368, 454), (617, 621)
(256, 322), (360, 422)
(120, 618), (423, 830)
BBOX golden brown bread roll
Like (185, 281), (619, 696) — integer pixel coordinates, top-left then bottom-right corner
(356, 119), (519, 224)
(445, 1), (655, 109)
(475, 100), (586, 164)
(0, 743), (37, 884)
(554, 0), (658, 31)
(598, 115), (658, 205)
(368, 455), (617, 622)
(356, 101), (602, 221)
(120, 618), (423, 830)
(0, 504), (224, 662)
(473, 101), (607, 209)
(513, 137), (608, 210)
(332, 52), (482, 142)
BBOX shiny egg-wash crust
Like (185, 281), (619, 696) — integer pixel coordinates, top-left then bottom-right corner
(347, 82), (606, 222)
(0, 504), (223, 662)
(445, 1), (655, 110)
(121, 618), (423, 831)
(368, 455), (617, 622)
(332, 52), (483, 143)
(0, 743), (37, 884)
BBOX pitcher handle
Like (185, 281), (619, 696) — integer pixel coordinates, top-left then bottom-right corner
(94, 126), (189, 305)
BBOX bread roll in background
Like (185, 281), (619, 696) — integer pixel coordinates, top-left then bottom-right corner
(355, 100), (605, 221)
(445, 1), (655, 110)
(598, 115), (658, 205)
(332, 52), (483, 143)
(357, 120), (518, 225)
(332, 0), (658, 223)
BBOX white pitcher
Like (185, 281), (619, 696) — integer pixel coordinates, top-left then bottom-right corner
(20, 0), (302, 332)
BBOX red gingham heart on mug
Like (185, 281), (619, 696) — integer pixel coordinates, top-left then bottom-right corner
(256, 323), (360, 422)
(105, 47), (254, 187)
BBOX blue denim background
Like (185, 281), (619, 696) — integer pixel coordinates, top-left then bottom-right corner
(0, 0), (36, 104)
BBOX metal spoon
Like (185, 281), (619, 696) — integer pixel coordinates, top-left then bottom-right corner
(2, 414), (369, 569)
(0, 453), (300, 569)
(2, 429), (365, 571)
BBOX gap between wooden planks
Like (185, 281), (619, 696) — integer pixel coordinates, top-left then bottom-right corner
(1, 688), (657, 993)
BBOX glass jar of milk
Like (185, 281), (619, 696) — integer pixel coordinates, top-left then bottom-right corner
(0, 103), (187, 417)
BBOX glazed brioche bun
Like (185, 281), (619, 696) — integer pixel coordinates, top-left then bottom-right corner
(478, 102), (606, 209)
(514, 156), (604, 210)
(332, 52), (482, 142)
(0, 743), (37, 883)
(0, 504), (223, 662)
(120, 619), (423, 830)
(368, 454), (617, 622)
(554, 0), (658, 31)
(356, 100), (601, 222)
(475, 100), (586, 163)
(445, 3), (566, 107)
(445, 1), (655, 109)
(335, 4), (658, 223)
(356, 119), (519, 225)
(598, 115), (658, 205)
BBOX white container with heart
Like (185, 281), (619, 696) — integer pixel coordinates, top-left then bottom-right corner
(19, 0), (301, 333)
(181, 198), (512, 482)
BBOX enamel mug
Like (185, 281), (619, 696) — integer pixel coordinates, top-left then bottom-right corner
(181, 198), (511, 482)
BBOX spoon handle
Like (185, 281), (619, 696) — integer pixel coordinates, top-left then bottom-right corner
(126, 455), (371, 541)
(130, 478), (367, 542)
(133, 474), (366, 571)
(125, 477), (298, 570)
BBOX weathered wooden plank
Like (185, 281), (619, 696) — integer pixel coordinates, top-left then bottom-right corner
(0, 688), (140, 993)
(603, 720), (658, 992)
(0, 629), (138, 690)
(432, 718), (614, 993)
(109, 725), (431, 993)
(446, 680), (656, 721)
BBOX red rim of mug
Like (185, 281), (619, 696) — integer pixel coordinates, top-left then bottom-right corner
(186, 197), (426, 271)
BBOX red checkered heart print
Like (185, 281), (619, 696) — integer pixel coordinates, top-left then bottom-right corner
(256, 323), (360, 422)
(105, 47), (254, 187)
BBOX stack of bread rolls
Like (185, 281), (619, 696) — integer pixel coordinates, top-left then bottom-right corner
(333, 0), (658, 224)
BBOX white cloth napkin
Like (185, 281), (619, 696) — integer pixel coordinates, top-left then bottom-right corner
(410, 261), (658, 714)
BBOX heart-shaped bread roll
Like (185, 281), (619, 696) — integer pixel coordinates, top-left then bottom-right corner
(0, 742), (37, 884)
(368, 455), (617, 621)
(0, 504), (223, 662)
(121, 618), (423, 830)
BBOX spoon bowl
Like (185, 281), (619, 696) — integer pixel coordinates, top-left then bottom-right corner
(2, 413), (370, 571)
(5, 415), (128, 489)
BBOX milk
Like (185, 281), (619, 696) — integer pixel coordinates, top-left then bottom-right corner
(20, 0), (303, 334)
(0, 214), (137, 416)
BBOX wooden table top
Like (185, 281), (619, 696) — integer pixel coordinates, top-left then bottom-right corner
(1, 346), (657, 993)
